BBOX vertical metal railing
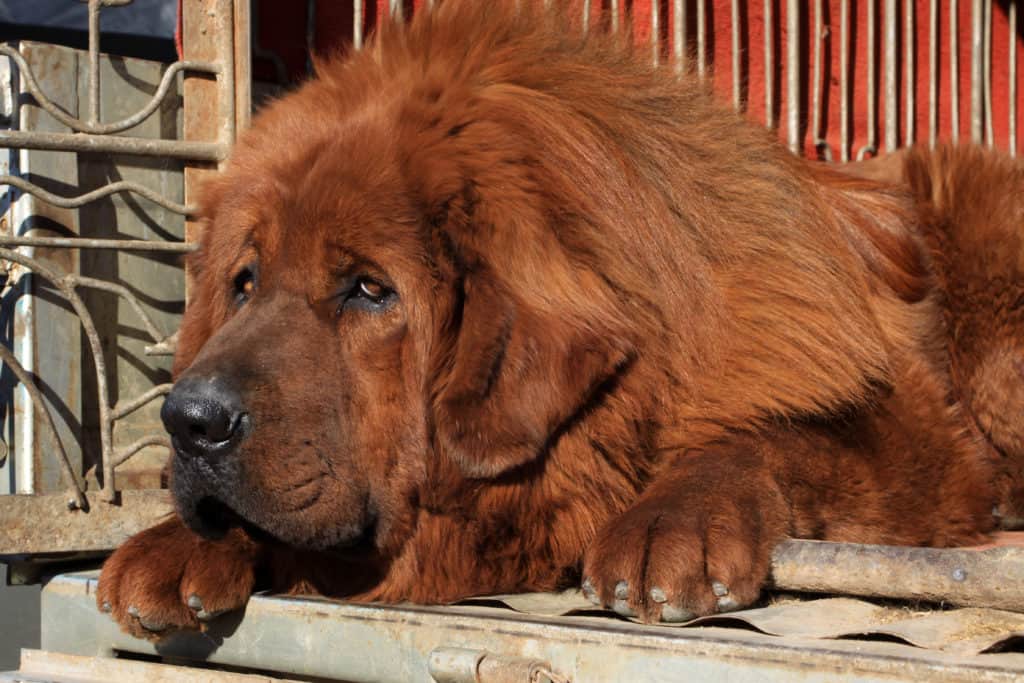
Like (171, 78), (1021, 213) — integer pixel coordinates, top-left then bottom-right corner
(904, 0), (916, 146)
(929, 0), (938, 148)
(764, 0), (775, 129)
(1011, 0), (1018, 157)
(840, 0), (851, 160)
(786, 0), (801, 153)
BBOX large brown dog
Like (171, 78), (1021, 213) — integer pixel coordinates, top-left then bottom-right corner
(98, 1), (1024, 638)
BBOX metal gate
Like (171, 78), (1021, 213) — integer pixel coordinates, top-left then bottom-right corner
(0, 0), (248, 566)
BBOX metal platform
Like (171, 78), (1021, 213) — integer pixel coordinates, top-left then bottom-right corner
(16, 571), (1024, 682)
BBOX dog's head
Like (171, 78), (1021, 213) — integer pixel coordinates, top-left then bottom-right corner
(164, 5), (637, 555)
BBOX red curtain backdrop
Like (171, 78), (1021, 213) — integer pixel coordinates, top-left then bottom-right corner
(247, 1), (1022, 159)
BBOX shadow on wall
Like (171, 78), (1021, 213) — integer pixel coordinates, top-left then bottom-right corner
(0, 565), (40, 671)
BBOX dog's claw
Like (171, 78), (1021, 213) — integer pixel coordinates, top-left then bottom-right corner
(711, 581), (729, 597)
(139, 617), (168, 632)
(100, 601), (112, 613)
(187, 594), (203, 611)
(126, 606), (140, 618)
(660, 605), (696, 623)
(612, 599), (637, 617)
(613, 580), (629, 600)
(716, 596), (740, 613)
(581, 578), (599, 604)
(650, 586), (668, 603)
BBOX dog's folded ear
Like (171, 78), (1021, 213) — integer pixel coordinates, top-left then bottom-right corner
(434, 268), (632, 479)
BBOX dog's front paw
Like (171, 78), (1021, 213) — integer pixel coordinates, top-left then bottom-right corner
(97, 517), (261, 640)
(582, 472), (787, 623)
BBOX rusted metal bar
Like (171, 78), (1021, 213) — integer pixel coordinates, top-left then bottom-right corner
(0, 236), (196, 253)
(1012, 1), (1018, 157)
(88, 0), (101, 125)
(971, 0), (984, 143)
(840, 0), (850, 160)
(983, 0), (993, 147)
(0, 129), (225, 162)
(951, 0), (961, 142)
(144, 331), (178, 357)
(929, 0), (938, 147)
(215, 0), (237, 149)
(858, 0), (878, 158)
(234, 0), (252, 131)
(0, 47), (219, 136)
(812, 0), (831, 159)
(354, 0), (364, 49)
(652, 0), (661, 66)
(786, 0), (800, 153)
(732, 0), (742, 110)
(697, 0), (707, 77)
(674, 0), (685, 74)
(0, 174), (196, 215)
(771, 537), (1024, 611)
(0, 344), (87, 510)
(112, 384), (174, 421)
(184, 0), (243, 307)
(113, 435), (171, 468)
(905, 0), (915, 144)
(764, 0), (775, 128)
(884, 0), (898, 151)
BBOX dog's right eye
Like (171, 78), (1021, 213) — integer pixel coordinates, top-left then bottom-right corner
(233, 268), (256, 306)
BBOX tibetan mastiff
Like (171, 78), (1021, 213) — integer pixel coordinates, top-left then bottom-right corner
(98, 0), (1024, 637)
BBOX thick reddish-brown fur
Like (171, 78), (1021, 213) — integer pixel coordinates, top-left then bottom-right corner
(97, 1), (1023, 639)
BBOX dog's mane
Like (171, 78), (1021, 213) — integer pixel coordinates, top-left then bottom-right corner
(204, 0), (927, 437)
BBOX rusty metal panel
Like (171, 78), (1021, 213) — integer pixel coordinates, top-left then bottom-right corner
(39, 572), (1024, 682)
(0, 490), (172, 556)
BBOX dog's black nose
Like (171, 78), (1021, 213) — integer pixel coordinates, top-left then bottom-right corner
(161, 377), (246, 459)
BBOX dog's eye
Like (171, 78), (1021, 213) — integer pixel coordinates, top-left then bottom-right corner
(357, 279), (386, 301)
(233, 268), (256, 306)
(338, 277), (395, 315)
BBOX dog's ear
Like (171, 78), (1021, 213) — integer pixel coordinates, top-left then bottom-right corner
(434, 267), (632, 478)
